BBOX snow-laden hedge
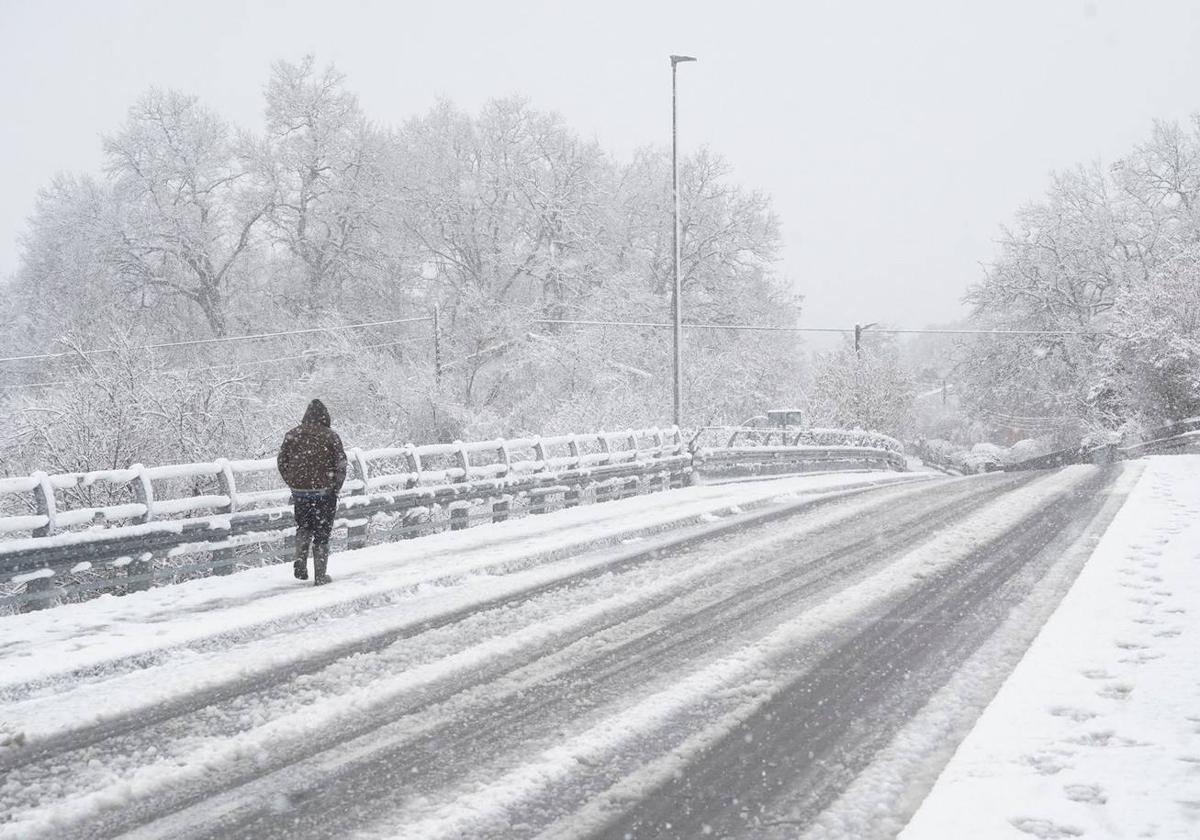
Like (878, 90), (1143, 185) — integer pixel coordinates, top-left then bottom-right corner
(916, 437), (1057, 474)
(791, 428), (904, 455)
(689, 426), (904, 456)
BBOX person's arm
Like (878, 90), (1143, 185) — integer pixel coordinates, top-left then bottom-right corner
(331, 434), (348, 492)
(277, 434), (292, 484)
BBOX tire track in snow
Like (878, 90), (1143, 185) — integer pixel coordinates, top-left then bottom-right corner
(1, 480), (923, 775)
(590, 467), (1124, 839)
(89, 475), (1038, 840)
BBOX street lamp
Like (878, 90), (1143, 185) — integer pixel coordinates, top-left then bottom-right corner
(671, 53), (697, 429)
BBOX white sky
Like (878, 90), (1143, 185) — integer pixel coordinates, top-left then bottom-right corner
(2, 0), (1199, 333)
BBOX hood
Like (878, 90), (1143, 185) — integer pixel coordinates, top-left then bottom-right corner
(302, 398), (331, 428)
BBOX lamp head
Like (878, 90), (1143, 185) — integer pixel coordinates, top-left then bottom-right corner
(670, 55), (698, 66)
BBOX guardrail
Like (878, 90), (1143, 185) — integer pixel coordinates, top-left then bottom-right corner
(0, 428), (688, 612)
(1004, 423), (1200, 472)
(1120, 429), (1200, 458)
(0, 425), (908, 613)
(694, 426), (905, 454)
(689, 426), (907, 478)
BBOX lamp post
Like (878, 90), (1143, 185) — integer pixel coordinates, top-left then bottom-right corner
(670, 53), (696, 429)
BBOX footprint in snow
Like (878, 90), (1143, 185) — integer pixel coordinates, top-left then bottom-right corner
(1009, 817), (1084, 838)
(1153, 628), (1182, 638)
(1114, 640), (1148, 650)
(1080, 668), (1112, 680)
(1050, 706), (1097, 723)
(1023, 750), (1074, 775)
(1068, 730), (1148, 748)
(1119, 651), (1164, 665)
(1063, 783), (1107, 804)
(1097, 682), (1134, 700)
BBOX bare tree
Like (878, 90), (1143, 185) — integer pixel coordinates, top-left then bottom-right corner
(104, 89), (269, 337)
(259, 56), (393, 316)
(962, 114), (1200, 437)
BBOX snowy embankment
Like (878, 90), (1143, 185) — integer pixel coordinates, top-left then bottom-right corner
(900, 455), (1200, 839)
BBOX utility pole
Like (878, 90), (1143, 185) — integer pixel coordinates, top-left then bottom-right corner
(670, 53), (696, 429)
(854, 322), (878, 354)
(432, 304), (443, 384)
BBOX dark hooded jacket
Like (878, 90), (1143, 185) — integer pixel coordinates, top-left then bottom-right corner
(277, 399), (348, 492)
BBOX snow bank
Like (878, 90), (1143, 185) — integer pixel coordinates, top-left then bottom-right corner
(901, 455), (1200, 839)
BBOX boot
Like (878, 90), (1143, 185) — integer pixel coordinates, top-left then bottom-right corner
(293, 527), (312, 580)
(313, 542), (332, 586)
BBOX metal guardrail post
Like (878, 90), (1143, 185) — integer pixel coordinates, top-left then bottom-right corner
(211, 459), (238, 575)
(492, 495), (511, 523)
(530, 438), (549, 515)
(21, 472), (60, 611)
(127, 551), (153, 593)
(31, 471), (56, 538)
(564, 435), (581, 508)
(403, 445), (422, 487)
(20, 574), (56, 612)
(347, 448), (370, 550)
(651, 428), (669, 492)
(132, 465), (154, 524)
(671, 426), (692, 488)
(400, 444), (425, 538)
(592, 432), (613, 503)
(454, 443), (470, 482)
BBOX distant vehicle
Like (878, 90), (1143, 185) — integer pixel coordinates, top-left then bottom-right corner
(738, 408), (805, 430)
(765, 408), (804, 428)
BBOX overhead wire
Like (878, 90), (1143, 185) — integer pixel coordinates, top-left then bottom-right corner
(530, 318), (1100, 337)
(0, 316), (434, 365)
(0, 335), (436, 391)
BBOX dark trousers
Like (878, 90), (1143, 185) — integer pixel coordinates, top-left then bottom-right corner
(293, 490), (336, 542)
(292, 491), (337, 572)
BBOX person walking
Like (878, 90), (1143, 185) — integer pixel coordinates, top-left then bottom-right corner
(277, 399), (347, 585)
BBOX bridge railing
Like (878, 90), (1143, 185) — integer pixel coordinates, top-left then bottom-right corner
(0, 425), (906, 612)
(688, 426), (907, 478)
(0, 428), (690, 612)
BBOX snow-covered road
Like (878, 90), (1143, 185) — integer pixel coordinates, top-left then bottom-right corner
(0, 465), (1136, 838)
